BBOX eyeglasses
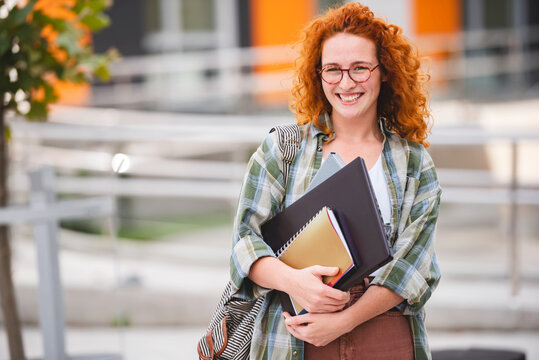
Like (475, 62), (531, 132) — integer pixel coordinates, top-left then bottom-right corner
(319, 64), (380, 85)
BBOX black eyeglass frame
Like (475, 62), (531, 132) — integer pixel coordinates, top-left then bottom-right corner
(318, 63), (380, 85)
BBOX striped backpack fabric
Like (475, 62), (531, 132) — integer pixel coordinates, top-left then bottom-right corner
(197, 282), (265, 360)
(197, 125), (301, 360)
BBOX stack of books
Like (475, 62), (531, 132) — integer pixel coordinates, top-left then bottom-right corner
(261, 154), (392, 315)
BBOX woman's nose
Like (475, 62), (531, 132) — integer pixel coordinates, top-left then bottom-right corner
(339, 71), (357, 90)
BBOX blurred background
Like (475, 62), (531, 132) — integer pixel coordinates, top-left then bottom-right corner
(1, 0), (539, 359)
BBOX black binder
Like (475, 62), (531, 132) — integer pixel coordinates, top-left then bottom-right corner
(261, 156), (393, 308)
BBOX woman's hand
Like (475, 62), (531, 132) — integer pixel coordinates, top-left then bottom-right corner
(286, 265), (350, 313)
(283, 284), (407, 347)
(248, 257), (349, 313)
(283, 311), (352, 347)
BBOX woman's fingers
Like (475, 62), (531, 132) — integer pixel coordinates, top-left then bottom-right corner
(285, 313), (311, 326)
(307, 266), (350, 303)
(289, 266), (351, 313)
(301, 294), (349, 313)
(309, 302), (345, 313)
(310, 265), (340, 278)
(283, 312), (309, 342)
(321, 285), (350, 303)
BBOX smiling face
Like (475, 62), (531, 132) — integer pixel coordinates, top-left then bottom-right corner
(321, 32), (382, 124)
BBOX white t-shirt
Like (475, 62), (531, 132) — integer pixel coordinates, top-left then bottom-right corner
(367, 154), (391, 277)
(367, 154), (391, 225)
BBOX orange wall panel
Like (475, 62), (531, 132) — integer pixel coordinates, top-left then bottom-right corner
(412, 0), (461, 88)
(250, 0), (315, 105)
(413, 0), (461, 34)
(250, 0), (315, 46)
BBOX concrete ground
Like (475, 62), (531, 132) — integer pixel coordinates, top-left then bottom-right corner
(3, 207), (539, 359)
(1, 327), (538, 360)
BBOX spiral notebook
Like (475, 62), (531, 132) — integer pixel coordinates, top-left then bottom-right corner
(277, 206), (355, 315)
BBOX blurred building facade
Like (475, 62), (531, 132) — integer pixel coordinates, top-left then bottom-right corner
(85, 0), (539, 113)
(93, 0), (537, 55)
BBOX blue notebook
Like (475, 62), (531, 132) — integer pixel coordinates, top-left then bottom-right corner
(305, 152), (345, 194)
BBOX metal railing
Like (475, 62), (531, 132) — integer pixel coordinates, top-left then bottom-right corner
(8, 107), (539, 296)
(90, 25), (539, 107)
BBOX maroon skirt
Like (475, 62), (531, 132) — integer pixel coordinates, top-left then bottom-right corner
(304, 281), (414, 360)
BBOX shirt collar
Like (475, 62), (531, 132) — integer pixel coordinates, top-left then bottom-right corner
(310, 113), (332, 139)
(310, 113), (396, 139)
(379, 116), (396, 137)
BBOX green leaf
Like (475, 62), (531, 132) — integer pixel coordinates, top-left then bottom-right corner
(55, 31), (81, 56)
(85, 0), (111, 14)
(80, 13), (110, 31)
(77, 53), (112, 82)
(15, 23), (41, 45)
(26, 100), (48, 120)
(4, 125), (12, 142)
(73, 0), (112, 15)
(0, 74), (10, 92)
(0, 76), (19, 95)
(78, 53), (104, 67)
(94, 64), (110, 81)
(16, 71), (36, 92)
(33, 11), (68, 32)
(43, 83), (58, 103)
(73, 71), (88, 83)
(4, 0), (38, 27)
(61, 66), (87, 83)
(71, 1), (85, 14)
(0, 37), (10, 56)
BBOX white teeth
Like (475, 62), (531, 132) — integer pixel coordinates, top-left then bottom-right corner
(339, 94), (360, 102)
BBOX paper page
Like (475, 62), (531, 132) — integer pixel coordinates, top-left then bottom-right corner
(327, 208), (353, 260)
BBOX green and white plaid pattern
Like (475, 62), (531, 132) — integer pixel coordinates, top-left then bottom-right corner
(229, 115), (442, 360)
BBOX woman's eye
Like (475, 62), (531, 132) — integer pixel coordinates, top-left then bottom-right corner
(325, 67), (341, 72)
(352, 66), (368, 72)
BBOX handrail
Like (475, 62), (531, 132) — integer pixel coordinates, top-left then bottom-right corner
(8, 109), (539, 297)
(108, 25), (539, 78)
(90, 25), (539, 107)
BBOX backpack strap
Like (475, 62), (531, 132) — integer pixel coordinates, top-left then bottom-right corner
(269, 124), (301, 187)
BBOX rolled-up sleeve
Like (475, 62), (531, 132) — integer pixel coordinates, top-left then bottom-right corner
(229, 131), (286, 300)
(372, 149), (442, 315)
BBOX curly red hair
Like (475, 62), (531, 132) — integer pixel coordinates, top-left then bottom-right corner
(290, 2), (431, 146)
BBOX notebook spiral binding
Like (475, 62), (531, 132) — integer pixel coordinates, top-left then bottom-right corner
(275, 206), (327, 258)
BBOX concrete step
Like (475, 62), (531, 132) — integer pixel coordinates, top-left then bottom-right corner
(426, 279), (539, 330)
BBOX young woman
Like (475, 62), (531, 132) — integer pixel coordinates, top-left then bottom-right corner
(229, 3), (441, 359)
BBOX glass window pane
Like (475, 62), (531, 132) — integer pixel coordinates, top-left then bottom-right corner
(182, 0), (215, 32)
(145, 0), (161, 33)
(484, 0), (512, 29)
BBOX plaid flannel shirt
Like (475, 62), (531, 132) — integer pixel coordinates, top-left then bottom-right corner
(229, 115), (442, 360)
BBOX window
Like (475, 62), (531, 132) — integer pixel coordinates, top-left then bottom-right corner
(182, 0), (215, 32)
